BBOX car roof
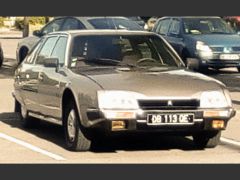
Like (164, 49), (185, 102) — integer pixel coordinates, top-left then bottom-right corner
(48, 29), (155, 36)
(55, 16), (129, 20)
(53, 16), (141, 29)
(158, 16), (221, 20)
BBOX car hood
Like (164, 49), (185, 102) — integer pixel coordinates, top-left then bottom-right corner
(74, 68), (225, 98)
(187, 34), (240, 46)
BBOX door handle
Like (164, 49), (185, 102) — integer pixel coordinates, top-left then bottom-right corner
(38, 72), (44, 81)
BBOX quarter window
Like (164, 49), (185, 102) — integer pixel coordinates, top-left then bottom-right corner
(35, 36), (58, 64)
(51, 37), (68, 66)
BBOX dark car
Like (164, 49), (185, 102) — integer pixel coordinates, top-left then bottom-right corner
(153, 16), (240, 71)
(16, 16), (143, 64)
(13, 30), (235, 151)
(0, 42), (3, 67)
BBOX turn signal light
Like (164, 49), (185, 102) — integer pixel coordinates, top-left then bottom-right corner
(212, 120), (224, 129)
(112, 121), (126, 131)
(204, 111), (228, 117)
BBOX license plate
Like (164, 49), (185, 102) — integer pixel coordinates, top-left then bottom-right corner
(147, 113), (194, 125)
(220, 54), (239, 60)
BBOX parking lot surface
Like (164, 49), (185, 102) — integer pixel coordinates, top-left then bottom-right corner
(0, 37), (240, 163)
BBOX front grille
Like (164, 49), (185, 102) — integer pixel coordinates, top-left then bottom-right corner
(232, 47), (240, 52)
(138, 99), (200, 110)
(210, 46), (240, 53)
(211, 47), (224, 52)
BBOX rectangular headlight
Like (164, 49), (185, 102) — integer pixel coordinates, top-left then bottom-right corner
(97, 91), (140, 110)
(200, 91), (229, 108)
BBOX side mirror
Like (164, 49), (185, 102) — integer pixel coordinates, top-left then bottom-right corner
(33, 30), (43, 37)
(43, 58), (59, 70)
(186, 58), (199, 71)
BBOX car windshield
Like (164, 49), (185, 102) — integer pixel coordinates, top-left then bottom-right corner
(70, 34), (184, 70)
(183, 18), (235, 35)
(88, 18), (143, 30)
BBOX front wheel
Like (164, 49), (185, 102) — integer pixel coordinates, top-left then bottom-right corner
(63, 102), (91, 151)
(193, 131), (221, 148)
(14, 100), (40, 128)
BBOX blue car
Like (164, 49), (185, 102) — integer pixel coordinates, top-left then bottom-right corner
(153, 16), (240, 72)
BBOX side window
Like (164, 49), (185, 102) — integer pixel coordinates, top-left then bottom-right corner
(157, 19), (171, 35)
(169, 19), (181, 35)
(155, 21), (162, 33)
(35, 36), (58, 64)
(61, 18), (85, 31)
(51, 36), (68, 66)
(41, 19), (64, 35)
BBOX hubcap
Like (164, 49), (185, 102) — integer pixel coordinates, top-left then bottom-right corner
(67, 110), (77, 142)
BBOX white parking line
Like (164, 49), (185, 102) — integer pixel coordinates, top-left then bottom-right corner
(221, 137), (240, 148)
(0, 132), (66, 161)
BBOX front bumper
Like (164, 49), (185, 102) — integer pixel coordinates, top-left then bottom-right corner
(86, 108), (236, 133)
(197, 52), (240, 68)
(201, 59), (240, 68)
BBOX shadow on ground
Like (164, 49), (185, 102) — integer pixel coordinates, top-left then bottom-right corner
(0, 112), (203, 153)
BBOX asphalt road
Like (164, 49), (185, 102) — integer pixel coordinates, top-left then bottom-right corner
(0, 37), (240, 163)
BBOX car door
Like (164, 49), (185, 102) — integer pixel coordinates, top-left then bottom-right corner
(165, 18), (185, 55)
(32, 36), (59, 115)
(37, 35), (68, 119)
(17, 39), (45, 113)
(61, 17), (86, 31)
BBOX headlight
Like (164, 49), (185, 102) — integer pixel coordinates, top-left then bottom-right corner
(98, 91), (141, 119)
(97, 91), (139, 110)
(200, 91), (230, 108)
(196, 41), (213, 58)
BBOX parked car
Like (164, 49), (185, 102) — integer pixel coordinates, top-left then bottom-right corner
(125, 16), (146, 28)
(13, 30), (235, 151)
(0, 42), (3, 67)
(152, 16), (240, 71)
(16, 16), (143, 64)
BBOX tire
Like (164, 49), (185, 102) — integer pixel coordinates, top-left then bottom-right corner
(14, 100), (40, 128)
(237, 67), (240, 72)
(19, 47), (28, 64)
(63, 101), (91, 151)
(193, 131), (221, 148)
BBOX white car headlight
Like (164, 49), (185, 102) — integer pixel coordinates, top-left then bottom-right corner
(97, 91), (139, 110)
(196, 41), (213, 58)
(200, 91), (230, 108)
(98, 91), (141, 119)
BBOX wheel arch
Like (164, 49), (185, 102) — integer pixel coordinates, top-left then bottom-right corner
(61, 88), (83, 125)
